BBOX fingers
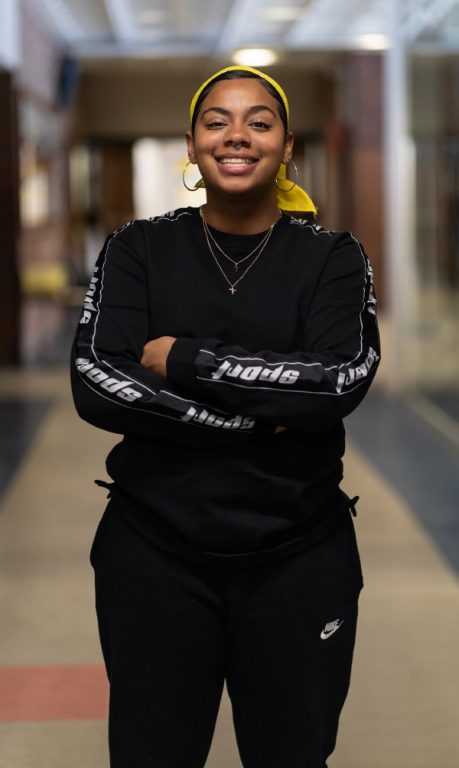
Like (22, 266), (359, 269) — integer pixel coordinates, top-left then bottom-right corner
(141, 337), (176, 375)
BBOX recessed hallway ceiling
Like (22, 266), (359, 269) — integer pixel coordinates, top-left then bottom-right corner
(28, 0), (459, 59)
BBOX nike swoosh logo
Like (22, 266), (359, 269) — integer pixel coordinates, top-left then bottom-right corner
(320, 620), (344, 640)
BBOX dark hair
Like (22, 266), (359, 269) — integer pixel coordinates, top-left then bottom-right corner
(191, 70), (288, 134)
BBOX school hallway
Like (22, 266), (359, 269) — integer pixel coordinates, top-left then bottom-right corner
(0, 365), (458, 768)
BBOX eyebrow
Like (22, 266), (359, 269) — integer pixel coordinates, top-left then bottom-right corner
(200, 105), (278, 120)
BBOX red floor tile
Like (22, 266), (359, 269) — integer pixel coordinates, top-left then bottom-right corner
(0, 665), (108, 722)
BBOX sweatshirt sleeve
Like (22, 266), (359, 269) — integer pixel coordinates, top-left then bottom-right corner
(71, 220), (274, 446)
(166, 231), (380, 432)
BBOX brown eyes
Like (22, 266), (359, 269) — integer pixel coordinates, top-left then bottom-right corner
(205, 120), (271, 130)
(250, 121), (270, 130)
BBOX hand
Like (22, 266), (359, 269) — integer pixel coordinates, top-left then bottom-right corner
(141, 336), (177, 377)
(275, 425), (288, 433)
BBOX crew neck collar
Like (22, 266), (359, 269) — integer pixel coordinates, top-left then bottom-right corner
(194, 207), (287, 239)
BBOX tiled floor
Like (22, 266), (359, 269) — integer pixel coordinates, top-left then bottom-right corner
(0, 368), (458, 768)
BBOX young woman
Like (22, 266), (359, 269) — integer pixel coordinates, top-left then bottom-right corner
(72, 65), (380, 768)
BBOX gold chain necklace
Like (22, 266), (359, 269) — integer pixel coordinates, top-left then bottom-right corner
(200, 209), (274, 272)
(200, 209), (278, 295)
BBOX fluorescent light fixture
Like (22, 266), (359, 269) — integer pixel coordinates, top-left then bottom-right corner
(260, 7), (303, 22)
(232, 48), (278, 66)
(356, 34), (390, 50)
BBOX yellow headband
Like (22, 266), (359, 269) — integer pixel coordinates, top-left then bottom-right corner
(189, 66), (317, 215)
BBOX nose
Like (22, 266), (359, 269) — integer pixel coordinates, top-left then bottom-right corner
(225, 137), (250, 151)
(224, 125), (251, 149)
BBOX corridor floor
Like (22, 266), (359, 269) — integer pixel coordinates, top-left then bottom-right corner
(0, 368), (458, 767)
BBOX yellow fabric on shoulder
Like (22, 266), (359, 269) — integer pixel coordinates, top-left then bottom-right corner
(275, 164), (317, 214)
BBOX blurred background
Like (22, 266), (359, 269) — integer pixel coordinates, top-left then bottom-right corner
(0, 2), (458, 767)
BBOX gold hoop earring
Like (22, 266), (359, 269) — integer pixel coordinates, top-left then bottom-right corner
(182, 161), (202, 192)
(276, 160), (298, 193)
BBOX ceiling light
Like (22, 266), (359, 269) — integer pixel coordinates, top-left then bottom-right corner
(356, 34), (390, 50)
(136, 9), (166, 25)
(260, 7), (303, 22)
(232, 48), (278, 67)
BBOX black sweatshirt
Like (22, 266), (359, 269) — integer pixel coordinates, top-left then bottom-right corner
(71, 207), (380, 562)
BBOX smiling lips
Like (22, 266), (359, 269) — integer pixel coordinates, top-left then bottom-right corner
(219, 157), (256, 164)
(217, 155), (258, 174)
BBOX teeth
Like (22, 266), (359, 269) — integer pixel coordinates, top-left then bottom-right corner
(220, 158), (254, 165)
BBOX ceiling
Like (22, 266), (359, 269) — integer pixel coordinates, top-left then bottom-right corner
(27, 0), (459, 63)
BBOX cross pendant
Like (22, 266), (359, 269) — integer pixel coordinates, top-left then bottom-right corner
(229, 286), (236, 295)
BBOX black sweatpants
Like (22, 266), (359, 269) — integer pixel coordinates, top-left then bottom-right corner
(90, 502), (363, 768)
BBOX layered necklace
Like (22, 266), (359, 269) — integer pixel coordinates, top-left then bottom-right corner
(200, 207), (280, 295)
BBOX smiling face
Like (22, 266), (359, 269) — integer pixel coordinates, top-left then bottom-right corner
(186, 78), (293, 204)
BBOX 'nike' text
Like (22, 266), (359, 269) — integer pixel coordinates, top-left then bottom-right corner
(320, 619), (344, 640)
